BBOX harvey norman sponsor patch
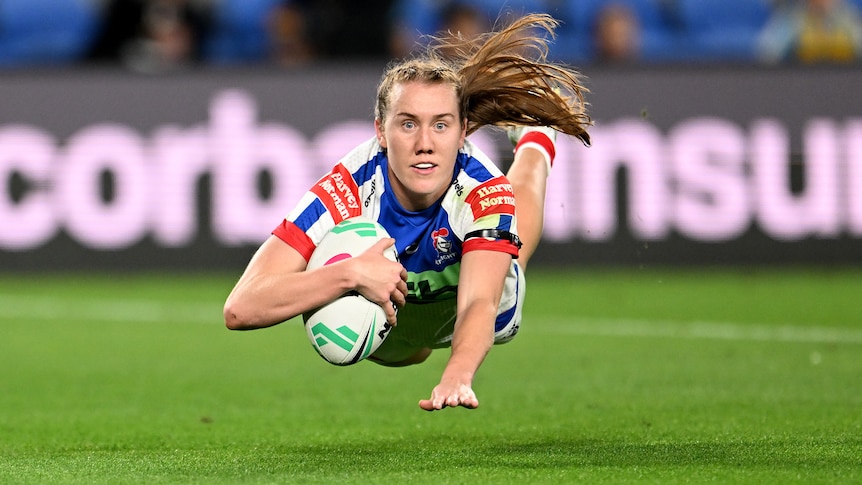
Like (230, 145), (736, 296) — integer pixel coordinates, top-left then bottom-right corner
(310, 164), (362, 223)
(465, 176), (516, 219)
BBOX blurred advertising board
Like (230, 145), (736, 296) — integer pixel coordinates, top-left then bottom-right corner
(1, 65), (860, 269)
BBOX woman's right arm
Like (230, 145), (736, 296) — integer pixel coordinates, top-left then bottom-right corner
(223, 236), (406, 330)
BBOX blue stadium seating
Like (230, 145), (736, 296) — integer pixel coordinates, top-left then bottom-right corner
(549, 0), (679, 63)
(204, 0), (282, 64)
(0, 0), (856, 67)
(563, 0), (670, 33)
(393, 0), (550, 35)
(0, 0), (99, 66)
(466, 0), (550, 21)
(674, 0), (772, 62)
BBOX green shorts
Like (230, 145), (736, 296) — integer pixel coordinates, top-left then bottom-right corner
(370, 261), (525, 363)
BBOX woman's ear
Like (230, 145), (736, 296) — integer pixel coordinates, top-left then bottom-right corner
(375, 119), (387, 148)
(460, 118), (467, 148)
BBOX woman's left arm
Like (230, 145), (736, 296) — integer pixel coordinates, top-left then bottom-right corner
(418, 249), (512, 411)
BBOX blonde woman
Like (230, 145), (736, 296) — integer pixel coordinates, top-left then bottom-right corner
(224, 13), (591, 411)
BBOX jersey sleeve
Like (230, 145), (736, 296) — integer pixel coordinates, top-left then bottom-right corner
(452, 141), (520, 258)
(271, 162), (362, 261)
(272, 220), (316, 261)
(462, 175), (520, 257)
(272, 138), (380, 261)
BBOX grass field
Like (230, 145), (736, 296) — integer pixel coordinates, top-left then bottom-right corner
(1, 267), (860, 484)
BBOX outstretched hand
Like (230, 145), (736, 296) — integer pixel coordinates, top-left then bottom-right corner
(418, 380), (479, 411)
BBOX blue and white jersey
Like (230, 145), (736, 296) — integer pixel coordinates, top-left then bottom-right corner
(273, 136), (520, 305)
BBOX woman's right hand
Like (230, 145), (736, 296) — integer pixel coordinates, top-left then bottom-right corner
(349, 238), (407, 326)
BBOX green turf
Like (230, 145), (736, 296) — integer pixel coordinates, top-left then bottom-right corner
(1, 268), (860, 484)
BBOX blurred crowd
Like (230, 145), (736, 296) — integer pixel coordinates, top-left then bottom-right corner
(1, 0), (861, 72)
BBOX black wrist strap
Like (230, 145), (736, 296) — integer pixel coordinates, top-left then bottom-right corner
(464, 229), (522, 249)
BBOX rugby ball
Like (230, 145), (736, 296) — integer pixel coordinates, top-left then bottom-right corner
(302, 216), (398, 366)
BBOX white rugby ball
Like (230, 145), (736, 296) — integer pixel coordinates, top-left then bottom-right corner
(302, 216), (398, 366)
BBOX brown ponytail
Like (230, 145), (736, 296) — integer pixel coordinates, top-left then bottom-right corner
(375, 13), (591, 145)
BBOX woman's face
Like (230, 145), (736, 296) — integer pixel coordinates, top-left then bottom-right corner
(375, 81), (466, 212)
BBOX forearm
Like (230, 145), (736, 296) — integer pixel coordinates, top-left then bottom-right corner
(441, 301), (497, 383)
(224, 263), (355, 330)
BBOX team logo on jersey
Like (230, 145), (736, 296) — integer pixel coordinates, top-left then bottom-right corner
(431, 227), (456, 266)
(432, 228), (452, 254)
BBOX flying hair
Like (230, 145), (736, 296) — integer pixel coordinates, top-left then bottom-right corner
(375, 13), (591, 146)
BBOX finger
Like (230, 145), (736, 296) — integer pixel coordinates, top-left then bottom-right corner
(421, 389), (446, 411)
(372, 237), (396, 255)
(463, 389), (479, 408)
(419, 393), (448, 411)
(392, 287), (407, 308)
(363, 238), (390, 258)
(418, 399), (435, 411)
(453, 388), (478, 409)
(382, 298), (397, 326)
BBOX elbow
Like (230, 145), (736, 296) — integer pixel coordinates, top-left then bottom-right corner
(223, 298), (250, 330)
(223, 295), (284, 330)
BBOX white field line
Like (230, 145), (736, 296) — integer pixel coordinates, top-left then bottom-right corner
(528, 316), (862, 345)
(0, 294), (219, 324)
(2, 293), (861, 345)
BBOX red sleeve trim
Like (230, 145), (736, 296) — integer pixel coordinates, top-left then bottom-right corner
(272, 220), (316, 262)
(515, 130), (556, 166)
(462, 238), (520, 257)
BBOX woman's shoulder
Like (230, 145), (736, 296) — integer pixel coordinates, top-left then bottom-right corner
(458, 139), (506, 185)
(338, 136), (385, 170)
